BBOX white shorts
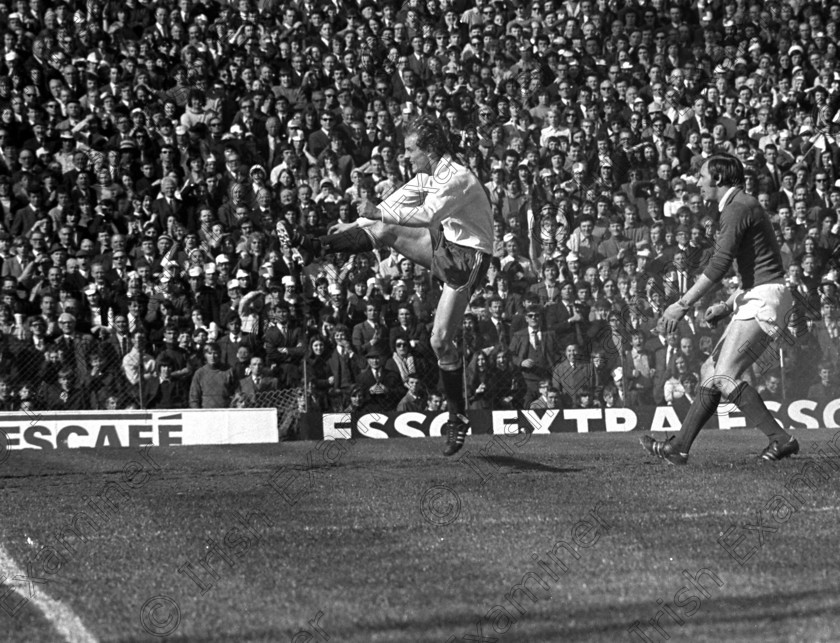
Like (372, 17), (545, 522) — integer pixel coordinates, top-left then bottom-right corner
(731, 280), (794, 338)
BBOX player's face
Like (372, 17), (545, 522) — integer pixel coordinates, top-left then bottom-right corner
(697, 162), (718, 202)
(404, 133), (435, 174)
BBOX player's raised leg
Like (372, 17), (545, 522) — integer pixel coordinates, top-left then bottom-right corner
(282, 218), (434, 269)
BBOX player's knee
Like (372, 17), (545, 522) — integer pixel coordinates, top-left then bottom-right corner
(711, 374), (739, 399)
(372, 222), (395, 245)
(429, 332), (448, 357)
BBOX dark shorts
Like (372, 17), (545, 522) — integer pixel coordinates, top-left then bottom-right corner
(429, 227), (491, 294)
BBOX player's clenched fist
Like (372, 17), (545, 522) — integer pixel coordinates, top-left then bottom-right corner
(704, 302), (731, 328)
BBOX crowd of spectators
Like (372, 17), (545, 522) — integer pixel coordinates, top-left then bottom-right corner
(0, 0), (838, 417)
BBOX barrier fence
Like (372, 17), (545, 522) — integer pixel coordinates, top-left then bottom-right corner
(0, 337), (803, 417)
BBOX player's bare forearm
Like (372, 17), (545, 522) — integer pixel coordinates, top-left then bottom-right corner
(677, 274), (716, 309)
(329, 218), (375, 234)
(663, 273), (718, 332)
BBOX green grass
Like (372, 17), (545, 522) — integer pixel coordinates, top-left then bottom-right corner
(2, 431), (840, 643)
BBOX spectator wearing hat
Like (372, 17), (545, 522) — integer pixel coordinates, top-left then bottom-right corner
(318, 283), (353, 327)
(314, 177), (339, 205)
(22, 117), (55, 157)
(147, 269), (190, 325)
(499, 234), (537, 284)
(355, 343), (405, 413)
(219, 277), (245, 328)
(83, 283), (112, 335)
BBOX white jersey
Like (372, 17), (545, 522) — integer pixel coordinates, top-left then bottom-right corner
(377, 156), (495, 254)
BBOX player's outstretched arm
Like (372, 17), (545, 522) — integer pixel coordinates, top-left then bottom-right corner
(328, 217), (377, 235)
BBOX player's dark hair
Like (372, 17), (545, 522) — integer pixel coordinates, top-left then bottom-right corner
(405, 115), (451, 158)
(706, 153), (745, 188)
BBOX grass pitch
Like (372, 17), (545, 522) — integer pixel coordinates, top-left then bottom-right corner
(2, 431), (840, 643)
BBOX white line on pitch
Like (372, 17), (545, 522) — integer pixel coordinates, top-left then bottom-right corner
(680, 505), (840, 520)
(0, 543), (98, 643)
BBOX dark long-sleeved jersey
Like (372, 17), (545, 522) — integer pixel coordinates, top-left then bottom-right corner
(703, 188), (786, 289)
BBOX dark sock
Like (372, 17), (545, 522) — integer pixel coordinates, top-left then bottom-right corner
(672, 386), (722, 454)
(730, 381), (790, 444)
(320, 228), (374, 254)
(439, 367), (466, 418)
